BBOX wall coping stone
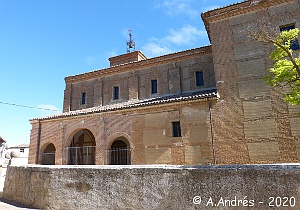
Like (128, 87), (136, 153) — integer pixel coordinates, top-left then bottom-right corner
(12, 163), (300, 170)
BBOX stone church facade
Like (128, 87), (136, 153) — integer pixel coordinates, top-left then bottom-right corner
(29, 0), (300, 165)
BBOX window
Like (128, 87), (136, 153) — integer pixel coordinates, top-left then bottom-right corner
(172, 121), (181, 137)
(196, 71), (204, 86)
(113, 86), (119, 100)
(151, 79), (158, 94)
(280, 24), (296, 32)
(280, 24), (299, 50)
(81, 92), (86, 105)
(20, 148), (24, 153)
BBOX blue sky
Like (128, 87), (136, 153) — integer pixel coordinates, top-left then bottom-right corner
(0, 0), (239, 146)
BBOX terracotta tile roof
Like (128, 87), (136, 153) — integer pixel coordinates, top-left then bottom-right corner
(32, 88), (217, 121)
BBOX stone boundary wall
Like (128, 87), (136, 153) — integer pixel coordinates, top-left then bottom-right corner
(2, 164), (300, 209)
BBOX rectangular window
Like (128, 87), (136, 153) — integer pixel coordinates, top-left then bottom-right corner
(196, 71), (204, 86)
(81, 92), (86, 105)
(151, 79), (158, 94)
(280, 24), (299, 50)
(172, 121), (182, 137)
(113, 86), (119, 100)
(20, 148), (24, 153)
(280, 24), (296, 32)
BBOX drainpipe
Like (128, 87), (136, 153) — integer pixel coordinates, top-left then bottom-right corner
(209, 102), (216, 165)
(36, 119), (41, 164)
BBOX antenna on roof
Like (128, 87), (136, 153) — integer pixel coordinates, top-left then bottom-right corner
(126, 28), (136, 53)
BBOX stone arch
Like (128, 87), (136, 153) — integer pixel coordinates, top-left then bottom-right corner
(108, 134), (132, 165)
(67, 128), (96, 165)
(41, 143), (56, 165)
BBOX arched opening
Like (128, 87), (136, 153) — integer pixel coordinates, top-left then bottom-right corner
(109, 138), (131, 165)
(67, 129), (96, 165)
(43, 143), (56, 165)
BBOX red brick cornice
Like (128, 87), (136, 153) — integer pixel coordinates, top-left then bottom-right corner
(65, 46), (212, 84)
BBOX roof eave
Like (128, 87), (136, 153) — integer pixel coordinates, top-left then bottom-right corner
(30, 90), (218, 122)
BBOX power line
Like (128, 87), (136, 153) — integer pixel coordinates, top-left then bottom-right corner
(0, 101), (59, 111)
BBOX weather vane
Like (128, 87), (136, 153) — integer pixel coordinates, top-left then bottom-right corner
(126, 28), (136, 53)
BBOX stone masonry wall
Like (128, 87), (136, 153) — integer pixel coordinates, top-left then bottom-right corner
(3, 164), (300, 209)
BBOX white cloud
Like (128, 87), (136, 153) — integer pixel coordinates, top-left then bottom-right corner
(202, 5), (222, 12)
(107, 50), (118, 58)
(37, 104), (60, 111)
(141, 25), (206, 58)
(165, 25), (206, 45)
(156, 0), (199, 18)
(37, 104), (60, 117)
(141, 42), (173, 58)
(85, 56), (96, 65)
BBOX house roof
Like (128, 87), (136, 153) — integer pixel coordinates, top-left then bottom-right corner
(9, 143), (29, 149)
(0, 136), (6, 143)
(30, 88), (218, 122)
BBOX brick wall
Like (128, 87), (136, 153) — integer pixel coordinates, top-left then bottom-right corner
(29, 100), (215, 165)
(206, 0), (300, 163)
(63, 47), (215, 112)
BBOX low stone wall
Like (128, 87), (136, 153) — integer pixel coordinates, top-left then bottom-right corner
(2, 164), (300, 209)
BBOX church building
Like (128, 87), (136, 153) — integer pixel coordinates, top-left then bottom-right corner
(29, 0), (300, 165)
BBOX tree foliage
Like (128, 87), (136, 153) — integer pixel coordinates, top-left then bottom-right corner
(252, 28), (300, 106)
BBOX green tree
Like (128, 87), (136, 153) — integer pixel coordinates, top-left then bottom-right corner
(252, 28), (300, 106)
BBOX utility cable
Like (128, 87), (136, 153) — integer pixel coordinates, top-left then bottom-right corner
(0, 101), (59, 111)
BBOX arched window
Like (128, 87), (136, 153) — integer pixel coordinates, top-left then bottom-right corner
(43, 143), (56, 165)
(109, 139), (131, 165)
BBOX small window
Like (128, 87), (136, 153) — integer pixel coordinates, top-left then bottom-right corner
(196, 71), (204, 86)
(20, 148), (24, 153)
(172, 121), (181, 137)
(280, 24), (299, 50)
(280, 24), (296, 32)
(113, 86), (119, 100)
(81, 92), (86, 105)
(151, 79), (158, 94)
